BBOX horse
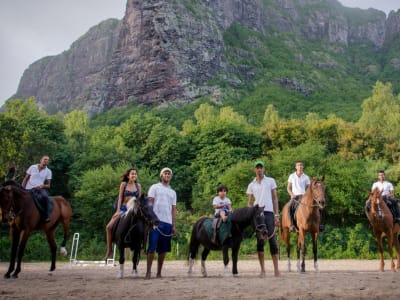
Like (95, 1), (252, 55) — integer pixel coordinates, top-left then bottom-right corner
(188, 205), (268, 277)
(0, 180), (72, 279)
(365, 188), (400, 271)
(111, 194), (160, 279)
(281, 177), (326, 273)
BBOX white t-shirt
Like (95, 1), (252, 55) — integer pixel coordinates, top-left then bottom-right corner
(288, 172), (310, 196)
(148, 182), (176, 224)
(212, 196), (232, 214)
(246, 175), (277, 212)
(25, 164), (52, 189)
(371, 181), (393, 196)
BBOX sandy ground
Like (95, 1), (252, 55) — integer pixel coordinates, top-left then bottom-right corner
(1, 258), (400, 299)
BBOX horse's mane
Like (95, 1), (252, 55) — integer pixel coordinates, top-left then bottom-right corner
(2, 180), (25, 191)
(231, 206), (257, 222)
(126, 197), (138, 214)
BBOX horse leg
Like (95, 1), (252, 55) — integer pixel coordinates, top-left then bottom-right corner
(222, 246), (230, 276)
(394, 232), (400, 270)
(117, 244), (125, 279)
(312, 232), (319, 272)
(13, 229), (33, 278)
(188, 236), (200, 275)
(375, 233), (385, 271)
(132, 245), (141, 275)
(297, 231), (306, 273)
(231, 244), (240, 276)
(45, 230), (57, 272)
(4, 226), (19, 279)
(386, 230), (395, 272)
(59, 214), (70, 257)
(282, 227), (292, 272)
(201, 248), (210, 277)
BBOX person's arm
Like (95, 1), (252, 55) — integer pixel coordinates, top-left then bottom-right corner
(116, 182), (126, 212)
(21, 173), (30, 188)
(40, 179), (51, 190)
(247, 194), (254, 207)
(272, 188), (280, 225)
(287, 181), (295, 199)
(171, 205), (177, 235)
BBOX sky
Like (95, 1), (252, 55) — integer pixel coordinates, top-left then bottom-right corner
(0, 0), (399, 107)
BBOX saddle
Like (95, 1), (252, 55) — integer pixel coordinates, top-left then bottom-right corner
(31, 190), (54, 216)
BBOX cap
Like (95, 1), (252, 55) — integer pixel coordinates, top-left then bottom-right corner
(253, 160), (265, 168)
(160, 167), (173, 177)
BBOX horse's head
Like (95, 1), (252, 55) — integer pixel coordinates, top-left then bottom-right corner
(368, 188), (384, 210)
(310, 178), (326, 209)
(0, 182), (19, 223)
(138, 195), (160, 227)
(253, 205), (268, 240)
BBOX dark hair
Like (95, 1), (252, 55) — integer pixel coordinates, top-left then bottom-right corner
(216, 184), (228, 193)
(378, 170), (385, 174)
(121, 168), (138, 182)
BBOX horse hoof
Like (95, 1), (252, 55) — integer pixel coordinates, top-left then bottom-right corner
(11, 274), (18, 279)
(4, 274), (11, 279)
(131, 269), (138, 276)
(233, 273), (240, 277)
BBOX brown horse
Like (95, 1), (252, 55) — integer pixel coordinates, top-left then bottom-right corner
(281, 177), (326, 273)
(0, 180), (72, 278)
(365, 188), (400, 271)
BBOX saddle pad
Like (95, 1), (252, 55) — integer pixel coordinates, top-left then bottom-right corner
(204, 217), (231, 243)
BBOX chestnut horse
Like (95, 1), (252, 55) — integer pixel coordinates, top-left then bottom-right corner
(281, 178), (326, 273)
(0, 180), (72, 278)
(365, 188), (400, 271)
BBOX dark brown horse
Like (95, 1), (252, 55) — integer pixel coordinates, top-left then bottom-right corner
(366, 188), (400, 271)
(111, 195), (159, 279)
(0, 180), (72, 278)
(281, 178), (326, 273)
(188, 205), (268, 277)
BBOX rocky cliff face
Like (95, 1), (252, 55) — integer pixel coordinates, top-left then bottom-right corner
(12, 0), (400, 114)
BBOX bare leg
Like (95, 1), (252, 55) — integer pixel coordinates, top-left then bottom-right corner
(272, 254), (281, 277)
(257, 251), (265, 277)
(157, 253), (166, 278)
(221, 211), (227, 222)
(146, 252), (154, 279)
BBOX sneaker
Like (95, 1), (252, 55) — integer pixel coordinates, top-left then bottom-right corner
(289, 225), (296, 232)
(44, 216), (51, 223)
(319, 224), (325, 232)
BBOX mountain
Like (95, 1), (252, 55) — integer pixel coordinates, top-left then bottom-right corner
(11, 0), (400, 120)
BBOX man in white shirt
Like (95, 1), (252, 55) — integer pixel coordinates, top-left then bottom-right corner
(247, 160), (281, 277)
(146, 167), (177, 279)
(287, 161), (310, 232)
(371, 170), (400, 223)
(22, 156), (52, 222)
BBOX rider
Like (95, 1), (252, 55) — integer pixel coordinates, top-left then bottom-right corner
(371, 170), (400, 223)
(286, 160), (310, 232)
(103, 168), (141, 261)
(213, 184), (232, 222)
(22, 156), (52, 223)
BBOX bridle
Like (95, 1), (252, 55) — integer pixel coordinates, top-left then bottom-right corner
(0, 186), (18, 223)
(309, 180), (326, 208)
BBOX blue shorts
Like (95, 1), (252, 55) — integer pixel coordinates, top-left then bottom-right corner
(120, 205), (127, 212)
(147, 222), (172, 254)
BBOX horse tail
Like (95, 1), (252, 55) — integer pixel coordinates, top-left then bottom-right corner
(188, 218), (205, 260)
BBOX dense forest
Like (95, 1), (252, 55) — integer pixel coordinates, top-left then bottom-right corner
(1, 80), (400, 261)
